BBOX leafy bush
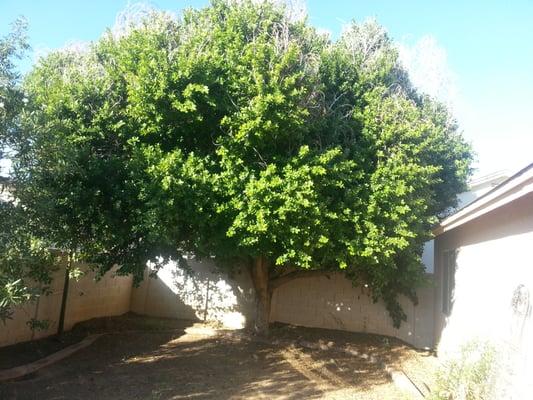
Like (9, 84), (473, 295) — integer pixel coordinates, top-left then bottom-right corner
(0, 202), (57, 322)
(26, 317), (50, 332)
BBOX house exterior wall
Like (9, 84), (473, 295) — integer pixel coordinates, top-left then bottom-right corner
(270, 272), (435, 349)
(0, 264), (132, 348)
(422, 171), (509, 274)
(434, 191), (533, 397)
(130, 257), (256, 329)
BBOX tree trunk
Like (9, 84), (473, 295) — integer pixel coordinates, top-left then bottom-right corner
(57, 253), (72, 337)
(251, 256), (271, 335)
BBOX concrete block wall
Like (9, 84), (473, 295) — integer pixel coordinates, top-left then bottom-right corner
(0, 303), (37, 348)
(64, 266), (132, 331)
(130, 256), (256, 329)
(0, 264), (132, 347)
(130, 258), (436, 349)
(2, 257), (436, 350)
(270, 272), (435, 349)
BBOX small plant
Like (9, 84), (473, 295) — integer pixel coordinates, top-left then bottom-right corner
(430, 340), (498, 400)
(0, 279), (34, 322)
(68, 266), (85, 281)
(26, 318), (50, 332)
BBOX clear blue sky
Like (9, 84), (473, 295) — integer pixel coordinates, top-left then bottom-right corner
(2, 0), (532, 177)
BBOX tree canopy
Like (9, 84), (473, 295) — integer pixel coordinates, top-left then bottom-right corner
(0, 17), (29, 164)
(7, 0), (471, 329)
(0, 18), (58, 322)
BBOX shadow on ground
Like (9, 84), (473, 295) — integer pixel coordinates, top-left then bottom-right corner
(0, 316), (429, 400)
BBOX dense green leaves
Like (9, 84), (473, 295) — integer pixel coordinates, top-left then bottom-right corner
(0, 19), (55, 321)
(0, 201), (57, 321)
(0, 17), (29, 159)
(8, 0), (472, 326)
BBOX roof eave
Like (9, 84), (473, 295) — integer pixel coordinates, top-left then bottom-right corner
(433, 162), (533, 236)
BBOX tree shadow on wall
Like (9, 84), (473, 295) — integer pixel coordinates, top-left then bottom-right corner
(170, 256), (256, 328)
(140, 256), (256, 328)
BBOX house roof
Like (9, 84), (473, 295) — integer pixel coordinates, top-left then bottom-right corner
(467, 169), (509, 191)
(434, 162), (533, 236)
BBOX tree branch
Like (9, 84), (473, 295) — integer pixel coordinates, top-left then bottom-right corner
(269, 269), (332, 292)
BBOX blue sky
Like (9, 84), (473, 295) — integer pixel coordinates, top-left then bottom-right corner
(1, 0), (532, 178)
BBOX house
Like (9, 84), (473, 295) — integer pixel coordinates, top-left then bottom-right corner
(421, 170), (510, 274)
(456, 169), (510, 208)
(432, 162), (533, 397)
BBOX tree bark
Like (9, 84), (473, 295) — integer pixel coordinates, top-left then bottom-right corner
(251, 256), (271, 335)
(57, 252), (72, 337)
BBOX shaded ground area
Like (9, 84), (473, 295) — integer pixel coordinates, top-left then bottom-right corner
(0, 314), (188, 370)
(0, 329), (86, 370)
(0, 315), (436, 399)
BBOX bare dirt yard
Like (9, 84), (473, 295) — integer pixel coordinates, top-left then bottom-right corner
(0, 314), (437, 400)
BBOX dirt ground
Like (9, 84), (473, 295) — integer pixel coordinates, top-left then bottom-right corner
(0, 315), (437, 400)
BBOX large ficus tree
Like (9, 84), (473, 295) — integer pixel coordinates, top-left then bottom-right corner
(12, 0), (471, 331)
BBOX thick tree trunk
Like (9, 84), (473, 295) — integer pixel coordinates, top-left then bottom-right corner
(251, 256), (271, 335)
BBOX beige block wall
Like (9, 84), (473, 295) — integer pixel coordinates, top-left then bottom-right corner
(0, 263), (133, 348)
(130, 256), (256, 329)
(64, 266), (133, 331)
(270, 272), (435, 349)
(2, 258), (436, 351)
(434, 192), (533, 398)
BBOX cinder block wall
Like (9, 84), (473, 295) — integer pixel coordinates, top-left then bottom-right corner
(0, 264), (132, 348)
(270, 272), (435, 349)
(2, 258), (435, 350)
(131, 258), (435, 348)
(130, 257), (256, 329)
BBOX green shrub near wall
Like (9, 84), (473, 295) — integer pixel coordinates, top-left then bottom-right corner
(431, 340), (498, 400)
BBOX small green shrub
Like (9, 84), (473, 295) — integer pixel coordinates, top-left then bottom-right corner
(26, 318), (50, 332)
(430, 340), (498, 400)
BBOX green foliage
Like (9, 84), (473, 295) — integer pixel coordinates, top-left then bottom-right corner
(9, 0), (472, 326)
(0, 17), (29, 164)
(26, 317), (50, 332)
(431, 341), (498, 400)
(0, 202), (57, 322)
(0, 19), (53, 321)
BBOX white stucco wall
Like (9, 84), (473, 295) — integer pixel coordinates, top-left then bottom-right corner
(422, 171), (509, 274)
(434, 191), (533, 398)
